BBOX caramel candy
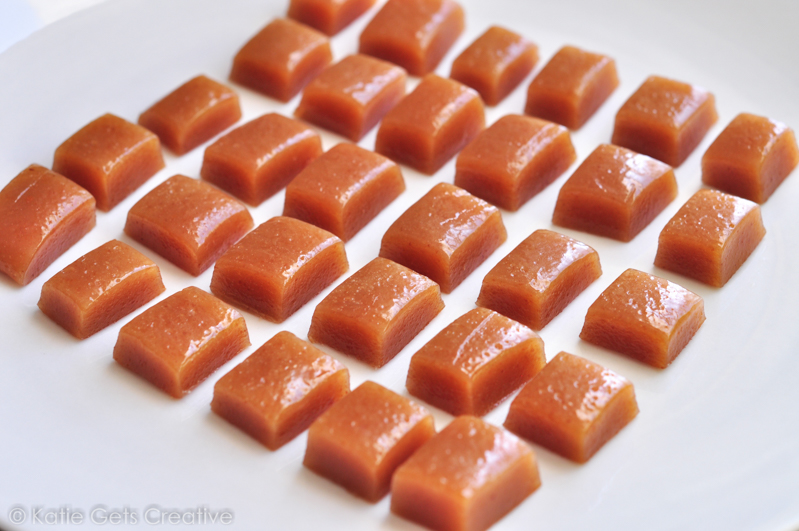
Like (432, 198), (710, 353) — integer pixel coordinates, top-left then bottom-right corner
(380, 182), (506, 293)
(283, 143), (405, 241)
(455, 114), (576, 211)
(392, 415), (540, 531)
(580, 268), (705, 368)
(125, 175), (253, 276)
(702, 113), (799, 203)
(655, 189), (766, 287)
(210, 216), (348, 323)
(201, 113), (322, 206)
(53, 113), (165, 211)
(288, 0), (376, 36)
(451, 26), (538, 106)
(212, 331), (349, 450)
(359, 0), (464, 76)
(308, 257), (444, 367)
(505, 351), (638, 463)
(230, 18), (332, 102)
(138, 75), (242, 155)
(113, 287), (250, 398)
(38, 240), (165, 339)
(407, 308), (545, 416)
(552, 144), (678, 242)
(304, 381), (435, 502)
(0, 165), (95, 286)
(376, 74), (484, 174)
(525, 45), (619, 130)
(612, 75), (718, 167)
(477, 229), (601, 330)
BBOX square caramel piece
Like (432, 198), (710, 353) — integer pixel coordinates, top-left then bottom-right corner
(295, 54), (407, 141)
(113, 286), (250, 398)
(524, 45), (619, 130)
(580, 268), (706, 368)
(138, 75), (242, 155)
(380, 182), (507, 293)
(210, 216), (348, 323)
(450, 26), (538, 106)
(283, 143), (405, 241)
(230, 18), (332, 102)
(201, 113), (322, 206)
(392, 415), (541, 531)
(702, 113), (799, 203)
(212, 331), (349, 450)
(655, 189), (766, 287)
(288, 0), (376, 36)
(552, 144), (678, 242)
(359, 0), (464, 76)
(0, 164), (95, 286)
(308, 257), (444, 368)
(124, 175), (253, 276)
(504, 351), (638, 463)
(38, 240), (165, 339)
(454, 114), (576, 211)
(612, 75), (718, 167)
(304, 381), (435, 502)
(376, 74), (484, 175)
(53, 113), (165, 211)
(477, 229), (602, 331)
(406, 308), (546, 417)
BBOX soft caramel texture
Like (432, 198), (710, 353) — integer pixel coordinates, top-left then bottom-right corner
(288, 0), (376, 35)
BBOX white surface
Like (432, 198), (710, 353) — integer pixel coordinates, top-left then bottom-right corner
(1, 0), (799, 530)
(0, 0), (40, 54)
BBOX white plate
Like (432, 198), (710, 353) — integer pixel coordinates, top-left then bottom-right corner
(2, 0), (799, 530)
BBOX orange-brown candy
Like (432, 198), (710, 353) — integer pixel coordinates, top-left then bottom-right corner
(201, 113), (322, 206)
(702, 113), (799, 203)
(210, 216), (348, 323)
(38, 240), (164, 339)
(296, 54), (406, 141)
(308, 257), (444, 367)
(525, 45), (619, 130)
(212, 331), (349, 450)
(53, 113), (165, 211)
(288, 0), (376, 36)
(304, 381), (435, 502)
(124, 175), (253, 276)
(391, 415), (540, 531)
(380, 182), (506, 293)
(359, 0), (464, 76)
(552, 144), (678, 242)
(113, 286), (250, 398)
(504, 351), (638, 463)
(407, 308), (545, 416)
(450, 26), (538, 106)
(376, 74), (484, 174)
(138, 75), (241, 155)
(230, 18), (332, 102)
(455, 114), (576, 211)
(612, 75), (718, 167)
(477, 229), (602, 330)
(0, 164), (95, 286)
(283, 143), (405, 241)
(580, 268), (705, 368)
(655, 189), (766, 287)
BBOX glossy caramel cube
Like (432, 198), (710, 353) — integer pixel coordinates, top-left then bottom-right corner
(283, 143), (405, 241)
(309, 257), (444, 367)
(505, 351), (638, 463)
(655, 189), (766, 287)
(477, 229), (601, 330)
(455, 114), (575, 211)
(0, 164), (95, 286)
(552, 144), (678, 242)
(53, 113), (165, 211)
(304, 381), (435, 502)
(612, 75), (718, 167)
(212, 331), (349, 450)
(288, 0), (376, 35)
